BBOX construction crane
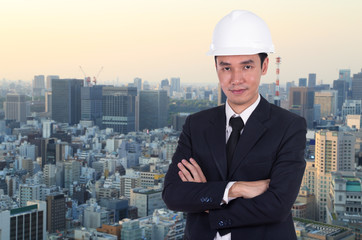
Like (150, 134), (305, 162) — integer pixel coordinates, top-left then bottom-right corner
(79, 66), (103, 86)
(93, 66), (103, 85)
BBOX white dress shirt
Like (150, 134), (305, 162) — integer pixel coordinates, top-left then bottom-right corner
(214, 95), (261, 240)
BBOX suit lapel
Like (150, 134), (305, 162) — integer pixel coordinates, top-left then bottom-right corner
(204, 105), (227, 180)
(229, 97), (271, 178)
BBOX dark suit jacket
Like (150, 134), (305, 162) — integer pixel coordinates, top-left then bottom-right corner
(162, 96), (307, 240)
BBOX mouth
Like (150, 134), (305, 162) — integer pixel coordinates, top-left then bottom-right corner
(229, 88), (246, 94)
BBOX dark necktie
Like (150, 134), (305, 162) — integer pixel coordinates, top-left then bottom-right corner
(226, 117), (244, 174)
(219, 117), (244, 237)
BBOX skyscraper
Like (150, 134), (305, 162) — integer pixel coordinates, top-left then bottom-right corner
(139, 90), (168, 131)
(46, 193), (66, 233)
(308, 73), (316, 88)
(333, 79), (349, 112)
(45, 75), (59, 90)
(133, 77), (142, 92)
(315, 130), (355, 221)
(52, 79), (83, 125)
(299, 78), (307, 87)
(4, 93), (27, 123)
(33, 75), (45, 97)
(102, 86), (137, 134)
(314, 91), (337, 118)
(45, 91), (52, 114)
(351, 69), (362, 100)
(289, 87), (314, 128)
(339, 69), (351, 88)
(81, 85), (103, 127)
(170, 77), (181, 96)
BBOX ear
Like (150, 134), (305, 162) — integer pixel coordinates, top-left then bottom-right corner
(261, 57), (269, 75)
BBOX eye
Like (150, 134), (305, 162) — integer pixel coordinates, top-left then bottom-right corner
(244, 65), (253, 70)
(223, 67), (231, 71)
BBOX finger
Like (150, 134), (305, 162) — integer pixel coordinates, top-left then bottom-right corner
(178, 171), (188, 182)
(181, 159), (201, 182)
(178, 162), (194, 182)
(190, 158), (207, 182)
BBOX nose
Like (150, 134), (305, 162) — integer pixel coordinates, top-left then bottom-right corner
(231, 69), (244, 84)
(231, 70), (244, 85)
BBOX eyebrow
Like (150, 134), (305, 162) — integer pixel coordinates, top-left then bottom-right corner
(218, 59), (255, 66)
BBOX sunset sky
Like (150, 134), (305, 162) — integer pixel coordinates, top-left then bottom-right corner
(1, 0), (362, 86)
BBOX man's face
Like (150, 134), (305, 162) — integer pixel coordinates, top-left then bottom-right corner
(216, 54), (269, 114)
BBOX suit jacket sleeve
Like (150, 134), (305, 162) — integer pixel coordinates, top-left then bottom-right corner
(162, 114), (229, 213)
(208, 116), (306, 229)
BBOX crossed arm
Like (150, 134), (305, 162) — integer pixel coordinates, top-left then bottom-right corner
(177, 158), (270, 200)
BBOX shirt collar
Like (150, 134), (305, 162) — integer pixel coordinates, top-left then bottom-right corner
(225, 94), (261, 129)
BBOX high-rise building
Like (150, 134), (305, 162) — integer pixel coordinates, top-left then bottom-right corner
(333, 79), (349, 112)
(0, 203), (46, 240)
(33, 75), (45, 97)
(81, 85), (103, 127)
(19, 184), (43, 207)
(308, 73), (316, 88)
(160, 78), (169, 89)
(121, 219), (142, 240)
(45, 91), (52, 114)
(19, 142), (36, 161)
(64, 160), (81, 190)
(4, 93), (27, 123)
(51, 78), (83, 125)
(42, 120), (54, 138)
(130, 188), (165, 217)
(326, 171), (362, 237)
(289, 87), (314, 128)
(170, 77), (180, 96)
(315, 130), (355, 221)
(341, 100), (362, 119)
(314, 90), (338, 118)
(120, 175), (140, 198)
(339, 69), (351, 88)
(171, 112), (190, 131)
(139, 90), (168, 131)
(22, 158), (34, 176)
(44, 164), (56, 187)
(133, 77), (142, 92)
(102, 86), (137, 134)
(46, 75), (59, 90)
(299, 78), (307, 87)
(46, 193), (66, 233)
(351, 69), (362, 100)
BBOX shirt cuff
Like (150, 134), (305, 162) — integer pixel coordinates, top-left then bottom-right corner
(221, 181), (236, 205)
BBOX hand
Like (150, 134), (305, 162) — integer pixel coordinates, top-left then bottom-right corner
(229, 179), (270, 199)
(177, 158), (207, 183)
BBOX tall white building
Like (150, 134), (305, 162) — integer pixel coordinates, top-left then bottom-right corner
(44, 164), (57, 187)
(315, 130), (355, 221)
(19, 184), (44, 207)
(64, 160), (81, 191)
(19, 142), (37, 161)
(42, 120), (54, 138)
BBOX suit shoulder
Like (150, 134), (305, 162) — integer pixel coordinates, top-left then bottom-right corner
(188, 105), (224, 120)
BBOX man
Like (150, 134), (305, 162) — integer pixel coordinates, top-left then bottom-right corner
(162, 10), (306, 240)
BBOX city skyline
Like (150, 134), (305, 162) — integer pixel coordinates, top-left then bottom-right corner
(1, 0), (362, 85)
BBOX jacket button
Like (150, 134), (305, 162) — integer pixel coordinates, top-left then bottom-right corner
(218, 221), (224, 227)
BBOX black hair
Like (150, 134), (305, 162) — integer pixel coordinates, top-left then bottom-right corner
(214, 53), (268, 68)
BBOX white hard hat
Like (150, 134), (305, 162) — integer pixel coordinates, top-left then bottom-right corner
(207, 10), (275, 56)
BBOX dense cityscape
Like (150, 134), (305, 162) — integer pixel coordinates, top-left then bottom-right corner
(0, 67), (362, 239)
